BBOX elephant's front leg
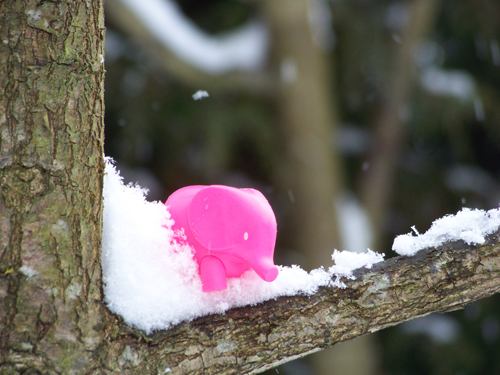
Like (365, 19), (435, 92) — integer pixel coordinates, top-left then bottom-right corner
(199, 255), (227, 292)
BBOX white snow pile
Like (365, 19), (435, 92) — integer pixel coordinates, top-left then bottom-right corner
(101, 158), (382, 333)
(329, 249), (384, 287)
(393, 208), (500, 256)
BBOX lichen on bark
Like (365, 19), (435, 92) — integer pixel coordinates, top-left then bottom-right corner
(0, 1), (105, 373)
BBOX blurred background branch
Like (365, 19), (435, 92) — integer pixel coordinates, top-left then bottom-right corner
(360, 0), (441, 248)
(105, 0), (277, 94)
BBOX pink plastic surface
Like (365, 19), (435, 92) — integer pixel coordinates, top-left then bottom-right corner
(166, 185), (279, 292)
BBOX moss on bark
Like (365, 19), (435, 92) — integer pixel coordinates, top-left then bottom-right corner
(0, 1), (105, 373)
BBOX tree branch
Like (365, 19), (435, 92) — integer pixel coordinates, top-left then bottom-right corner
(360, 0), (442, 244)
(105, 0), (277, 95)
(102, 229), (500, 374)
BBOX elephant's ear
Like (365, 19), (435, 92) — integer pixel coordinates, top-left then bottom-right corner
(188, 186), (252, 250)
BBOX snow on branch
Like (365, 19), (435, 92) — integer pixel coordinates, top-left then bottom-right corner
(105, 228), (500, 374)
(393, 208), (500, 256)
(101, 159), (500, 374)
(118, 0), (268, 74)
(192, 90), (209, 100)
(101, 159), (382, 333)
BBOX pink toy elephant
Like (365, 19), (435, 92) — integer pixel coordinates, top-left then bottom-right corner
(165, 185), (279, 292)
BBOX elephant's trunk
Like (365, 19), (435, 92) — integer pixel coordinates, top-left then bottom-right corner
(250, 256), (279, 282)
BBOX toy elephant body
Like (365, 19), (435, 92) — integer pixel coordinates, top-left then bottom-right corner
(165, 185), (279, 292)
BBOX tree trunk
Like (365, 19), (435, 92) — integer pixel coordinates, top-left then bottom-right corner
(0, 0), (105, 373)
(261, 0), (343, 270)
(259, 4), (361, 372)
(360, 0), (441, 246)
(1, 2), (500, 375)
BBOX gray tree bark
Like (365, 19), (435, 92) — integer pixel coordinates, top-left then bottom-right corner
(1, 1), (500, 375)
(0, 0), (106, 373)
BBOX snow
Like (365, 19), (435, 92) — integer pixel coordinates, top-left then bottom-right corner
(336, 125), (371, 156)
(491, 40), (500, 66)
(474, 97), (485, 121)
(280, 58), (297, 84)
(330, 249), (383, 276)
(400, 313), (460, 344)
(420, 67), (476, 100)
(392, 208), (500, 256)
(307, 0), (336, 50)
(329, 249), (384, 287)
(101, 158), (383, 333)
(335, 192), (373, 253)
(119, 0), (268, 74)
(385, 2), (409, 31)
(444, 164), (497, 198)
(192, 90), (209, 100)
(19, 265), (37, 278)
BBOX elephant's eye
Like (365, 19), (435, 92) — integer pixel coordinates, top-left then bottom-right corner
(244, 232), (249, 241)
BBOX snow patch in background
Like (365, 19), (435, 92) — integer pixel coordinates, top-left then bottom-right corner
(119, 0), (268, 74)
(392, 208), (500, 256)
(335, 191), (373, 254)
(420, 67), (476, 100)
(400, 313), (460, 344)
(102, 158), (382, 333)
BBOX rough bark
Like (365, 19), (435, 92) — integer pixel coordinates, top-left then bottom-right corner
(0, 0), (105, 373)
(2, 1), (500, 375)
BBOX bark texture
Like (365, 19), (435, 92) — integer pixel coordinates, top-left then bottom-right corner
(2, 2), (500, 375)
(0, 0), (105, 373)
(101, 230), (500, 375)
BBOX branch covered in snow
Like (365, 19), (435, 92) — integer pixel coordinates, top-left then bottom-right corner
(102, 160), (383, 333)
(105, 0), (275, 93)
(118, 0), (268, 74)
(103, 229), (500, 374)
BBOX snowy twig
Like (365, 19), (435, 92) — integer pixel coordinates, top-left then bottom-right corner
(104, 230), (500, 374)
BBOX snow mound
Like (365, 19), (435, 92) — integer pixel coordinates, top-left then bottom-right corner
(101, 158), (383, 333)
(392, 208), (500, 256)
